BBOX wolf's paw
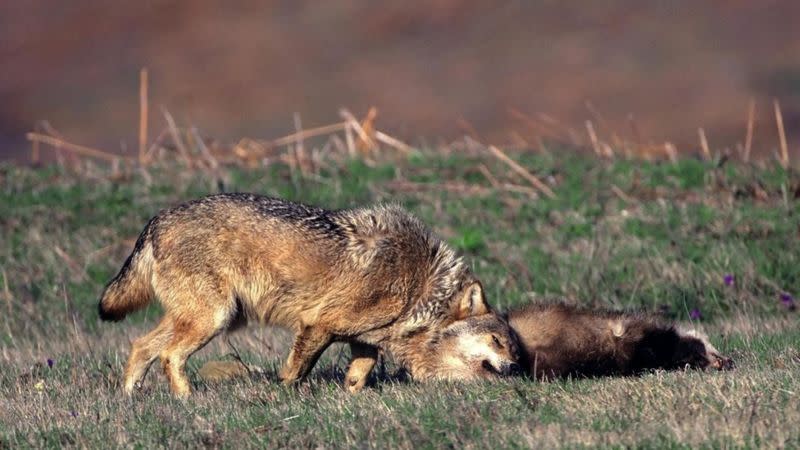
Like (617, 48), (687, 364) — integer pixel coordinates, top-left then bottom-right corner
(345, 375), (367, 393)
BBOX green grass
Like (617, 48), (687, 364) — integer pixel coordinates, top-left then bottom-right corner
(0, 151), (798, 448)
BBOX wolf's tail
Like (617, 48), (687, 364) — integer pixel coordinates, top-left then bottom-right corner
(98, 218), (157, 321)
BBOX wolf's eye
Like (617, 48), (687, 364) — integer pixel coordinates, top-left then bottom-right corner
(491, 335), (503, 348)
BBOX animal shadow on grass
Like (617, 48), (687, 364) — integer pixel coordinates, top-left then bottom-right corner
(194, 355), (411, 394)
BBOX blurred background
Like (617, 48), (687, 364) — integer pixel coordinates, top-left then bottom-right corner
(2, 0), (799, 162)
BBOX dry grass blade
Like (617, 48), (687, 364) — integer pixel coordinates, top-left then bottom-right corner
(477, 164), (501, 188)
(374, 131), (413, 155)
(1, 269), (11, 315)
(139, 68), (149, 166)
(358, 107), (380, 156)
(144, 128), (169, 162)
(698, 128), (711, 161)
(293, 112), (310, 176)
(385, 180), (492, 196)
(191, 128), (219, 170)
(30, 123), (40, 164)
(263, 123), (348, 147)
(340, 109), (376, 155)
(744, 99), (755, 163)
(664, 142), (678, 164)
(487, 145), (556, 198)
(25, 132), (129, 163)
(162, 108), (193, 167)
(774, 99), (789, 169)
(611, 184), (639, 205)
(53, 246), (84, 280)
(586, 120), (601, 156)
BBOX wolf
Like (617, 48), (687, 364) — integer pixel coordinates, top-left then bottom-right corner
(98, 194), (519, 396)
(506, 303), (733, 379)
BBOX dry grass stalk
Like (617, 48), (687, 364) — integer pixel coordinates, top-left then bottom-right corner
(329, 134), (347, 155)
(139, 68), (148, 166)
(1, 269), (11, 315)
(30, 124), (40, 164)
(477, 163), (501, 188)
(233, 138), (271, 166)
(41, 120), (65, 139)
(743, 99), (755, 163)
(601, 143), (615, 158)
(507, 107), (548, 141)
(664, 142), (678, 164)
(263, 123), (348, 147)
(586, 120), (601, 156)
(111, 158), (121, 179)
(144, 128), (169, 162)
(293, 112), (311, 176)
(161, 108), (193, 167)
(538, 112), (581, 145)
(26, 132), (127, 163)
(343, 121), (356, 157)
(610, 184), (639, 205)
(500, 183), (539, 198)
(487, 145), (556, 198)
(53, 246), (84, 280)
(698, 128), (711, 161)
(339, 109), (375, 155)
(358, 107), (379, 156)
(191, 128), (219, 171)
(385, 180), (492, 196)
(774, 99), (789, 169)
(374, 131), (413, 155)
(585, 102), (623, 153)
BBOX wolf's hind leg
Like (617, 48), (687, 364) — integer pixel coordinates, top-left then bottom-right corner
(345, 343), (378, 393)
(159, 314), (227, 397)
(123, 316), (174, 394)
(279, 326), (333, 384)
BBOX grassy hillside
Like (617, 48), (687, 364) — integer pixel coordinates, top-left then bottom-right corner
(1, 150), (798, 448)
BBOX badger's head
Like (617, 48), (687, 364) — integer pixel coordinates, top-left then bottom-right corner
(675, 328), (734, 371)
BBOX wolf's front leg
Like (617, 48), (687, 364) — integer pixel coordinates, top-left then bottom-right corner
(279, 326), (333, 384)
(345, 342), (379, 393)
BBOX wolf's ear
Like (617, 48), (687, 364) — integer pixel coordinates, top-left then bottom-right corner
(455, 280), (490, 319)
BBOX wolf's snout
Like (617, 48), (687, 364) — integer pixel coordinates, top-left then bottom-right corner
(483, 360), (520, 376)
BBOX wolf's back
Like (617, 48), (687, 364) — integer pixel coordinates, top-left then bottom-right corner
(98, 218), (156, 321)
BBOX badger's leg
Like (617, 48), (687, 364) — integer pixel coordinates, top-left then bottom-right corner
(345, 343), (379, 393)
(279, 326), (333, 384)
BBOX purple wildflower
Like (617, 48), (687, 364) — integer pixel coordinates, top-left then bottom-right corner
(689, 308), (702, 320)
(780, 293), (796, 311)
(70, 411), (78, 418)
(723, 274), (734, 286)
(47, 358), (54, 368)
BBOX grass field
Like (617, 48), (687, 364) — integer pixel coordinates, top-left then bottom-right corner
(1, 149), (798, 448)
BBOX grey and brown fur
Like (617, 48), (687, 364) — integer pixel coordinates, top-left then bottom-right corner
(98, 194), (519, 396)
(506, 303), (733, 379)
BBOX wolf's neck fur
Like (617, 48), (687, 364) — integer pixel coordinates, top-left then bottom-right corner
(383, 331), (444, 381)
(334, 204), (470, 329)
(402, 238), (469, 332)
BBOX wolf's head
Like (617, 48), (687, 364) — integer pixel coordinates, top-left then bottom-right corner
(399, 280), (522, 381)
